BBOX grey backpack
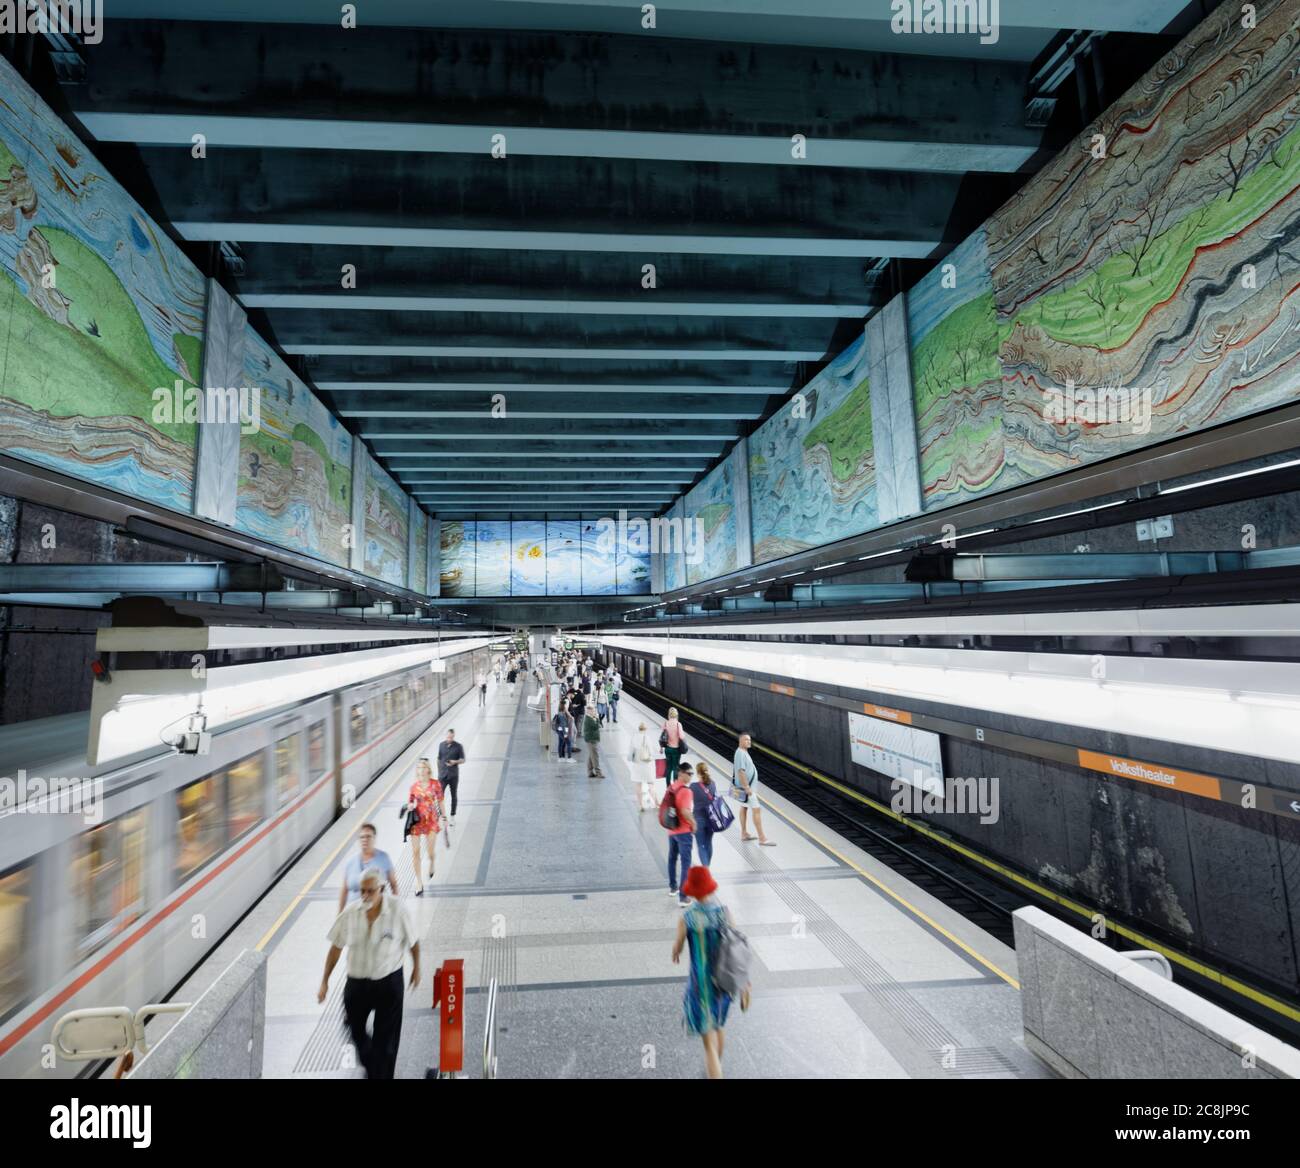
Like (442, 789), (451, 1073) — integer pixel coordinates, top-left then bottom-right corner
(711, 916), (752, 997)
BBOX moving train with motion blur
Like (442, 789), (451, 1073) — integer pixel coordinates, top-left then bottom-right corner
(0, 637), (490, 1079)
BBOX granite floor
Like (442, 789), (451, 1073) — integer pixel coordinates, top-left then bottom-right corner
(174, 678), (1053, 1079)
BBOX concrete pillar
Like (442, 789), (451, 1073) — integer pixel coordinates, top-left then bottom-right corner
(192, 280), (247, 525)
(349, 441), (367, 574)
(732, 437), (753, 571)
(428, 516), (441, 597)
(407, 496), (420, 592)
(866, 293), (923, 524)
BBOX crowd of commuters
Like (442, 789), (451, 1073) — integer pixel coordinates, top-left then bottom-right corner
(323, 645), (762, 1079)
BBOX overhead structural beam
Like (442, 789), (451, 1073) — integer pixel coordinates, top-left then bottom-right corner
(180, 222), (938, 259)
(242, 293), (872, 317)
(0, 562), (284, 592)
(291, 344), (825, 360)
(317, 383), (784, 396)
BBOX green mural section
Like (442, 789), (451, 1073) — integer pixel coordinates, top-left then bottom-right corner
(0, 57), (205, 512)
(235, 330), (353, 566)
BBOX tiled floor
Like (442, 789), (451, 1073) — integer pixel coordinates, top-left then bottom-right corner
(172, 678), (1053, 1079)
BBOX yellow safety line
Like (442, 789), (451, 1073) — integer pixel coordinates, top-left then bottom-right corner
(255, 693), (473, 952)
(637, 687), (1300, 1025)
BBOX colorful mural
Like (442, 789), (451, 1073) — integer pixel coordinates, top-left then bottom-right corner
(235, 331), (352, 566)
(0, 57), (205, 513)
(440, 520), (475, 596)
(411, 505), (428, 594)
(362, 454), (409, 587)
(909, 228), (1014, 510)
(438, 517), (651, 595)
(748, 333), (875, 564)
(951, 0), (1298, 504)
(510, 519), (547, 596)
(684, 456), (739, 585)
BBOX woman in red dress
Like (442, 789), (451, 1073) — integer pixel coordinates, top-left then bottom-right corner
(405, 757), (443, 896)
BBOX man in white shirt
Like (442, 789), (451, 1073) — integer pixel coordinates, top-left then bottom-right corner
(733, 732), (774, 846)
(318, 868), (420, 1079)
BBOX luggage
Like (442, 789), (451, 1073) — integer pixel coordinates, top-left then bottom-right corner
(706, 792), (734, 833)
(655, 757), (667, 779)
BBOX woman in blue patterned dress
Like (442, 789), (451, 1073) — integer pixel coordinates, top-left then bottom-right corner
(671, 866), (735, 1079)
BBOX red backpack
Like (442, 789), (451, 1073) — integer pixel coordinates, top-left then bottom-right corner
(658, 784), (681, 830)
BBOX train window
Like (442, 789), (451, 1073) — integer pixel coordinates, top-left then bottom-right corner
(369, 695), (383, 737)
(175, 776), (224, 885)
(350, 702), (368, 750)
(73, 809), (147, 956)
(226, 752), (265, 840)
(308, 720), (327, 777)
(384, 688), (396, 728)
(275, 732), (302, 806)
(0, 863), (31, 1020)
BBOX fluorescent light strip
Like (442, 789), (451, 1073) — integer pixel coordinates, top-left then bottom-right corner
(1028, 499), (1130, 523)
(1158, 459), (1300, 496)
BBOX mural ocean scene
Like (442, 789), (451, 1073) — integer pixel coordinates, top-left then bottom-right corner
(362, 455), (409, 586)
(235, 331), (352, 566)
(748, 333), (875, 565)
(438, 518), (650, 595)
(0, 57), (205, 512)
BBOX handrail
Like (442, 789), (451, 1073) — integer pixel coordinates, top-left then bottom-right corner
(482, 977), (499, 1079)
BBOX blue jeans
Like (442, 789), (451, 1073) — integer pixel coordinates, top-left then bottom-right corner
(667, 833), (693, 898)
(556, 732), (571, 758)
(694, 828), (713, 867)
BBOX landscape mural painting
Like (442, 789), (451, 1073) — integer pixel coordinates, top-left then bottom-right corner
(748, 332), (876, 565)
(909, 227), (1017, 510)
(362, 455), (409, 587)
(986, 0), (1300, 496)
(440, 520), (475, 597)
(0, 57), (205, 512)
(235, 330), (352, 567)
(411, 506), (428, 594)
(684, 455), (738, 585)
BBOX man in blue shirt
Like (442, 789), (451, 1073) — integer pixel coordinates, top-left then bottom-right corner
(339, 822), (399, 910)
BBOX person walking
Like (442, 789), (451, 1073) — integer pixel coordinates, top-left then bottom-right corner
(318, 866), (420, 1079)
(596, 686), (609, 725)
(438, 728), (466, 822)
(671, 866), (742, 1080)
(583, 703), (604, 778)
(553, 705), (573, 762)
(690, 761), (720, 867)
(339, 822), (399, 911)
(404, 758), (443, 896)
(665, 761), (696, 906)
(661, 707), (686, 784)
(628, 720), (658, 811)
(476, 670), (488, 707)
(732, 732), (773, 845)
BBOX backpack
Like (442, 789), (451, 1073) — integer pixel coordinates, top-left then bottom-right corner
(705, 789), (734, 833)
(551, 713), (567, 734)
(637, 737), (652, 763)
(658, 784), (681, 830)
(711, 916), (752, 997)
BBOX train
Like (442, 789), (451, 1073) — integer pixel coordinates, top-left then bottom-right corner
(0, 640), (489, 1078)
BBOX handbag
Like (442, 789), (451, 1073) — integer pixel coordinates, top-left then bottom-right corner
(401, 804), (421, 841)
(659, 729), (669, 748)
(654, 757), (667, 780)
(638, 739), (652, 763)
(678, 740), (688, 758)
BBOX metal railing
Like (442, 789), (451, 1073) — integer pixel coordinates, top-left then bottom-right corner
(482, 978), (499, 1080)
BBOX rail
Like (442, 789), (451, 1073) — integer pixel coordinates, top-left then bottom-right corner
(482, 977), (499, 1080)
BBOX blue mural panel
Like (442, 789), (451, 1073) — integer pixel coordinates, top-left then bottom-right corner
(546, 519), (583, 596)
(510, 520), (546, 595)
(474, 519), (511, 595)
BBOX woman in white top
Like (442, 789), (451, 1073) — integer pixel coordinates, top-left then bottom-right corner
(628, 721), (659, 811)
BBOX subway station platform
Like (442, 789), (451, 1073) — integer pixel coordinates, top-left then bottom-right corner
(170, 674), (1051, 1080)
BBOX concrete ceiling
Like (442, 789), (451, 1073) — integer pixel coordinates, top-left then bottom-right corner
(56, 1), (1203, 519)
